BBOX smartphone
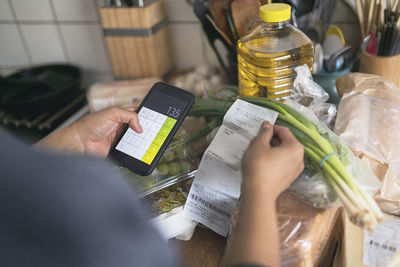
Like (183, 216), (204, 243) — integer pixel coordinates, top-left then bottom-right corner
(109, 82), (195, 176)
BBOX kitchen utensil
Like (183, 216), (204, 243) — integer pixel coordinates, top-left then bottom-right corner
(324, 46), (353, 72)
(224, 8), (239, 42)
(326, 25), (346, 45)
(205, 14), (233, 47)
(313, 43), (324, 74)
(115, 0), (122, 7)
(208, 0), (233, 43)
(366, 32), (377, 54)
(230, 0), (260, 38)
(137, 0), (144, 7)
(323, 26), (345, 60)
(357, 33), (372, 59)
(362, 34), (372, 49)
(355, 0), (366, 36)
(366, 0), (376, 34)
(193, 0), (238, 84)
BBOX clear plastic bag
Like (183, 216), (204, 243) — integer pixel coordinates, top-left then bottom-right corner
(289, 158), (338, 208)
(279, 69), (381, 209)
(283, 99), (381, 208)
(229, 192), (340, 266)
(293, 65), (329, 103)
(278, 215), (314, 266)
(292, 65), (337, 128)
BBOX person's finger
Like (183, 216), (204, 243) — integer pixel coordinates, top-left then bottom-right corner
(254, 121), (274, 146)
(270, 137), (281, 147)
(273, 125), (297, 144)
(108, 107), (143, 133)
(125, 107), (135, 112)
(274, 126), (304, 166)
(129, 120), (143, 133)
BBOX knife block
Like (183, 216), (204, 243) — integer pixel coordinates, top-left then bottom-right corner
(99, 0), (173, 78)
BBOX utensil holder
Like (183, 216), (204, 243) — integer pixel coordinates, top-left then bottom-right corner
(359, 51), (400, 87)
(99, 0), (173, 79)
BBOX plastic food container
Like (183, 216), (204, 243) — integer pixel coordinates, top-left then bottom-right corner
(140, 182), (198, 241)
(118, 128), (198, 198)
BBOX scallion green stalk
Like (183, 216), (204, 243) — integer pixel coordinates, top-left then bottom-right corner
(189, 97), (383, 230)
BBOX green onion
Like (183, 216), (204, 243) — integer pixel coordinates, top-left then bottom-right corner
(189, 97), (383, 230)
(189, 117), (223, 143)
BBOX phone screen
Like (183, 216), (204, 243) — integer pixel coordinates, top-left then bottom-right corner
(115, 89), (188, 165)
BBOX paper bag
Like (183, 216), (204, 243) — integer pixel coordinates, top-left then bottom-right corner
(335, 73), (400, 216)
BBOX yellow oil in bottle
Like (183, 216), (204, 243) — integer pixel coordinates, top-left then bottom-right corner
(238, 3), (314, 99)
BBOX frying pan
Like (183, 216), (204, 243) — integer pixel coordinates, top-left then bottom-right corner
(0, 64), (81, 114)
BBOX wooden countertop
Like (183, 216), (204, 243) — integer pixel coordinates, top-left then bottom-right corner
(172, 192), (341, 267)
(171, 226), (227, 267)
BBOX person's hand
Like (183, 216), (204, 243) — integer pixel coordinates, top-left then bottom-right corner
(241, 121), (304, 199)
(35, 107), (142, 157)
(72, 107), (143, 157)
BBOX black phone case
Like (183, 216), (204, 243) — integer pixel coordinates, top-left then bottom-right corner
(108, 82), (195, 176)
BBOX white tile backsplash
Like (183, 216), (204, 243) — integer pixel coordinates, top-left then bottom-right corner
(60, 24), (110, 71)
(169, 23), (204, 70)
(52, 0), (98, 21)
(0, 0), (13, 20)
(0, 25), (30, 66)
(165, 0), (197, 22)
(21, 25), (65, 64)
(11, 0), (54, 21)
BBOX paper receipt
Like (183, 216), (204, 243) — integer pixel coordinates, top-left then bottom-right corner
(183, 99), (278, 236)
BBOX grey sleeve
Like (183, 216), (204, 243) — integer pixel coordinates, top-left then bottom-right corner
(0, 131), (178, 267)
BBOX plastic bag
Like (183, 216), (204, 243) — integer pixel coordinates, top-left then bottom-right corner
(293, 65), (329, 103)
(229, 192), (340, 266)
(283, 99), (381, 208)
(292, 65), (337, 128)
(87, 78), (159, 112)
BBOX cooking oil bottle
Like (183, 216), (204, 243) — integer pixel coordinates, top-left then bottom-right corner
(237, 3), (314, 99)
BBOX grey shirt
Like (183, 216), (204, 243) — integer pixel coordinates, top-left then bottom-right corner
(0, 130), (177, 267)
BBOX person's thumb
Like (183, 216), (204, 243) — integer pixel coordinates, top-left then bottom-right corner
(255, 121), (273, 146)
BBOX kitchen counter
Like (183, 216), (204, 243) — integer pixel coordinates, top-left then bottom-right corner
(173, 117), (341, 266)
(172, 191), (341, 267)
